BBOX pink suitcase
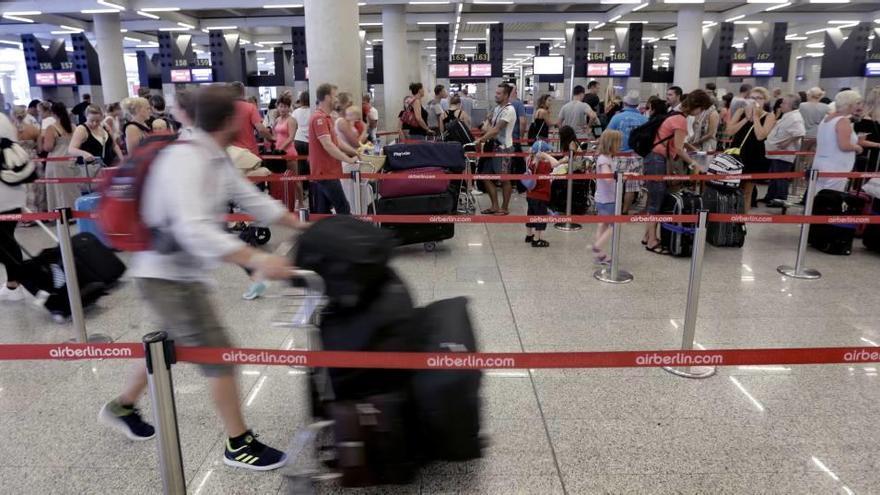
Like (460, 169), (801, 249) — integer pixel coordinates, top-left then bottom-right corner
(378, 167), (450, 199)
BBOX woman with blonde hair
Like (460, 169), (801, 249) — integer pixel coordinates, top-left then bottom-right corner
(723, 86), (777, 212)
(121, 96), (152, 153)
(69, 105), (122, 166)
(812, 90), (864, 192)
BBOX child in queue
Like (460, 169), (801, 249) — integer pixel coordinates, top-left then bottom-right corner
(524, 140), (555, 248)
(592, 129), (623, 264)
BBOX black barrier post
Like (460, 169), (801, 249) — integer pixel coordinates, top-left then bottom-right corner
(777, 168), (821, 280)
(664, 210), (716, 379)
(555, 148), (582, 231)
(144, 331), (186, 495)
(595, 172), (634, 284)
(55, 207), (111, 343)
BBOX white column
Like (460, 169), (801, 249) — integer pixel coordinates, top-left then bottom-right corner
(382, 5), (408, 130)
(407, 40), (422, 85)
(304, 0), (362, 108)
(93, 12), (128, 104)
(673, 5), (704, 92)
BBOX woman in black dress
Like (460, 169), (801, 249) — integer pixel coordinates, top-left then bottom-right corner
(528, 94), (555, 142)
(68, 104), (122, 167)
(854, 86), (880, 188)
(724, 86), (777, 212)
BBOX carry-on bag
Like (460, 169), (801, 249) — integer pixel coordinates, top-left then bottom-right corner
(660, 190), (702, 257)
(702, 185), (746, 247)
(808, 189), (865, 255)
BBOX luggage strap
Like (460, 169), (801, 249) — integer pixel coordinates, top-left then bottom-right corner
(660, 222), (696, 235)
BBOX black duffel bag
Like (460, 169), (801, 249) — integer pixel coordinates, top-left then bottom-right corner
(384, 142), (466, 172)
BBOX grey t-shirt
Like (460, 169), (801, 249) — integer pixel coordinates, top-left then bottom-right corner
(559, 100), (592, 137)
(799, 102), (830, 139)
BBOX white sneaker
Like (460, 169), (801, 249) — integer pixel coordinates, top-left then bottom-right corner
(0, 285), (25, 302)
(242, 281), (268, 301)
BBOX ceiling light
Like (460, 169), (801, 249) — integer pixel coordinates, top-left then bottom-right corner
(261, 40), (284, 44)
(459, 45), (476, 49)
(461, 37), (487, 40)
(409, 1), (450, 4)
(663, 34), (677, 40)
(159, 27), (189, 31)
(3, 10), (41, 15)
(609, 15), (622, 22)
(359, 22), (381, 26)
(747, 0), (788, 2)
(206, 26), (237, 30)
(426, 46), (436, 49)
(423, 38), (433, 41)
(60, 24), (83, 32)
(593, 22), (606, 29)
(617, 20), (647, 24)
(703, 22), (718, 28)
(663, 0), (705, 3)
(137, 11), (160, 19)
(588, 37), (605, 40)
(540, 37), (565, 40)
(140, 7), (182, 12)
(806, 42), (825, 48)
(1, 13), (38, 23)
(124, 36), (141, 42)
(526, 45), (535, 48)
(467, 21), (499, 25)
(416, 21), (449, 25)
(806, 52), (824, 56)
(805, 28), (829, 34)
(734, 20), (763, 24)
(632, 3), (649, 11)
(725, 14), (745, 22)
(809, 0), (849, 2)
(765, 2), (791, 10)
(256, 49), (274, 53)
(828, 20), (858, 24)
(263, 3), (303, 7)
(81, 8), (122, 13)
(120, 28), (128, 32)
(472, 1), (514, 4)
(97, 0), (126, 10)
(566, 21), (598, 24)
(177, 22), (195, 29)
(600, 0), (641, 3)
(136, 43), (159, 48)
(0, 40), (22, 47)
(50, 30), (80, 35)
(513, 53), (531, 56)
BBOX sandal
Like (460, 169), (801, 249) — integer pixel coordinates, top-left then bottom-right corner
(525, 235), (535, 244)
(594, 254), (611, 265)
(531, 239), (550, 248)
(646, 243), (669, 255)
(494, 209), (509, 216)
(481, 208), (498, 215)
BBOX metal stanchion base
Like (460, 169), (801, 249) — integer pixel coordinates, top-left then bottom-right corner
(663, 366), (717, 379)
(554, 222), (582, 232)
(593, 268), (634, 284)
(69, 334), (113, 344)
(776, 265), (822, 280)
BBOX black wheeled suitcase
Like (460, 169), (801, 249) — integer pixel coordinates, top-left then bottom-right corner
(702, 185), (746, 247)
(808, 189), (865, 255)
(71, 232), (126, 286)
(19, 246), (107, 317)
(660, 190), (702, 257)
(411, 297), (483, 462)
(374, 192), (456, 248)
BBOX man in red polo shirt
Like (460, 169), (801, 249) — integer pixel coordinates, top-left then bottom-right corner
(308, 83), (359, 214)
(230, 81), (273, 155)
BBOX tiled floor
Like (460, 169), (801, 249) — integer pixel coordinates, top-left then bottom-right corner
(2, 191), (880, 494)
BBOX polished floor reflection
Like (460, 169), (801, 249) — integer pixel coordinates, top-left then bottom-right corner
(1, 192), (879, 494)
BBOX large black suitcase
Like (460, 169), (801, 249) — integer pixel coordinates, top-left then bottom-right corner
(19, 246), (107, 317)
(660, 190), (702, 257)
(702, 185), (746, 247)
(411, 297), (482, 462)
(549, 177), (591, 214)
(384, 142), (466, 172)
(808, 189), (865, 255)
(295, 216), (396, 308)
(374, 192), (456, 248)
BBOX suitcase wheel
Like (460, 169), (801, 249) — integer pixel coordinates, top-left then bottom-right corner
(255, 228), (271, 245)
(424, 242), (437, 252)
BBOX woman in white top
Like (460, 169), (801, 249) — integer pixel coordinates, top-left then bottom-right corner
(813, 90), (864, 192)
(291, 91), (311, 202)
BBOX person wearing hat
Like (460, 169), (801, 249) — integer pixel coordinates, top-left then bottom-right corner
(523, 140), (555, 248)
(606, 91), (648, 213)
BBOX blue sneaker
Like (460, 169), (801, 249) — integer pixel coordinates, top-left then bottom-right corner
(242, 281), (267, 300)
(99, 400), (155, 441)
(223, 432), (288, 471)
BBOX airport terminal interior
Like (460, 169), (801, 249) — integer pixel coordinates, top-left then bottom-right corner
(2, 0), (880, 494)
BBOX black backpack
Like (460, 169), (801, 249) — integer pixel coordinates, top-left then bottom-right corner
(443, 110), (474, 146)
(629, 112), (679, 158)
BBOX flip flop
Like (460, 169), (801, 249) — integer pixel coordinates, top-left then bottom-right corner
(494, 210), (509, 216)
(531, 239), (550, 248)
(525, 235), (535, 243)
(481, 208), (498, 215)
(646, 243), (669, 255)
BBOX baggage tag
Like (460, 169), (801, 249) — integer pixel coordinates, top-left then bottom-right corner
(356, 403), (380, 427)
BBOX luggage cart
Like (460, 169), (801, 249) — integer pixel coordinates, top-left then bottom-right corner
(458, 143), (478, 214)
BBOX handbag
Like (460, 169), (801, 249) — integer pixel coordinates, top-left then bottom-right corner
(520, 160), (537, 191)
(706, 124), (752, 188)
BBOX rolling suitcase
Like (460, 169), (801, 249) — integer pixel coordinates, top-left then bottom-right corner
(74, 192), (110, 247)
(702, 185), (746, 247)
(377, 167), (449, 198)
(71, 232), (126, 287)
(549, 176), (591, 214)
(18, 244), (108, 318)
(374, 193), (456, 249)
(268, 169), (298, 211)
(808, 189), (865, 255)
(660, 190), (702, 257)
(384, 142), (466, 172)
(411, 297), (482, 461)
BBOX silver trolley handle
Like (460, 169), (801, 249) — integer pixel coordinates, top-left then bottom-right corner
(290, 269), (325, 328)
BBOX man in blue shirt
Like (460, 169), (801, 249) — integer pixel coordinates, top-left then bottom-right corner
(606, 90), (647, 213)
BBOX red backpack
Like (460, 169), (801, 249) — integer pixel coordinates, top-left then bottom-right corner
(398, 96), (420, 129)
(97, 133), (179, 251)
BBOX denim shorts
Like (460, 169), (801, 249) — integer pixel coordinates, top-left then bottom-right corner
(596, 202), (615, 216)
(643, 152), (668, 214)
(489, 146), (513, 174)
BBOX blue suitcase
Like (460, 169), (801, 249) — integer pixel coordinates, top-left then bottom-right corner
(74, 193), (109, 247)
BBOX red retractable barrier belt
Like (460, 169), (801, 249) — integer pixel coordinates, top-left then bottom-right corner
(0, 211), (60, 222)
(707, 213), (880, 225)
(4, 343), (880, 369)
